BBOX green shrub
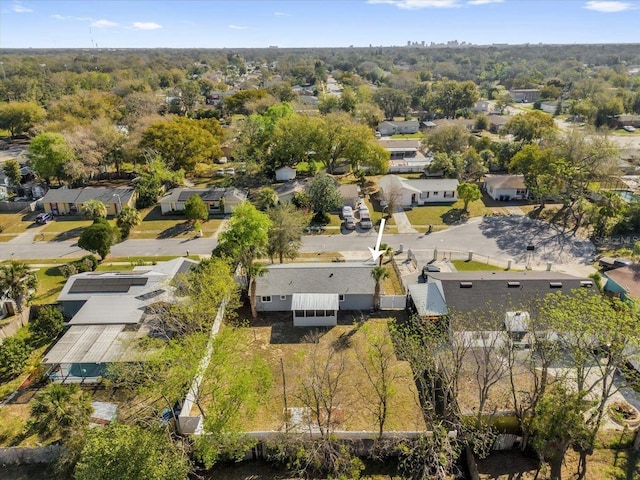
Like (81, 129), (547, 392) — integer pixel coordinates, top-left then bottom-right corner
(29, 305), (65, 347)
(0, 337), (32, 380)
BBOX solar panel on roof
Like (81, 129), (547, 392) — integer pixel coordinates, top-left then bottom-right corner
(177, 191), (200, 202)
(69, 277), (148, 293)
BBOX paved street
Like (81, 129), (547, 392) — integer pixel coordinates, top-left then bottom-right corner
(1, 216), (595, 273)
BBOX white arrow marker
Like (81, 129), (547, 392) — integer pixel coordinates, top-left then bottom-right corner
(368, 218), (386, 263)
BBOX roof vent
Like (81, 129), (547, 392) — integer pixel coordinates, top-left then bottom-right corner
(549, 282), (563, 288)
(460, 282), (473, 288)
(507, 281), (520, 288)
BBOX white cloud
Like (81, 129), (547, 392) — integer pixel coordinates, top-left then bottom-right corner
(52, 14), (93, 21)
(228, 24), (248, 30)
(91, 19), (119, 28)
(468, 0), (504, 4)
(274, 11), (292, 16)
(584, 1), (633, 12)
(368, 0), (461, 8)
(12, 2), (32, 13)
(132, 21), (162, 30)
(51, 14), (65, 20)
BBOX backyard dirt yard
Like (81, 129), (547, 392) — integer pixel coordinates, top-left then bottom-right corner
(198, 315), (425, 434)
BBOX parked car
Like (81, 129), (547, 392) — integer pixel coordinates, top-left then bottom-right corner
(623, 126), (636, 132)
(225, 167), (235, 176)
(35, 212), (53, 224)
(341, 205), (353, 219)
(358, 204), (370, 218)
(422, 264), (441, 277)
(359, 215), (373, 230)
(344, 217), (356, 230)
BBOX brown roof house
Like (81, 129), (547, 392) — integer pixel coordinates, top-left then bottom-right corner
(484, 175), (529, 201)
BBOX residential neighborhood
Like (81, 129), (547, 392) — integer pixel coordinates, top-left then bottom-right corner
(1, 18), (640, 480)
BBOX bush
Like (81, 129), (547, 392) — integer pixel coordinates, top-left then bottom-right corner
(59, 255), (99, 278)
(0, 337), (32, 380)
(29, 305), (65, 347)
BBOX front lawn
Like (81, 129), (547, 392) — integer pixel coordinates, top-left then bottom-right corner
(405, 199), (489, 227)
(451, 260), (502, 271)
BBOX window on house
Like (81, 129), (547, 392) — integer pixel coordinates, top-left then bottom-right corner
(316, 310), (326, 317)
(460, 282), (473, 288)
(339, 294), (345, 302)
(580, 281), (593, 288)
(261, 296), (272, 302)
(433, 191), (439, 195)
(294, 310), (304, 317)
(280, 295), (287, 300)
(325, 310), (334, 316)
(443, 191), (454, 198)
(549, 282), (563, 289)
(507, 282), (520, 288)
(516, 189), (527, 196)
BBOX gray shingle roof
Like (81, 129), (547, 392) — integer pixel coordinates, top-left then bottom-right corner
(422, 271), (594, 328)
(40, 187), (135, 205)
(255, 262), (376, 296)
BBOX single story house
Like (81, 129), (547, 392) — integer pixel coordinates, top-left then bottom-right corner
(472, 101), (494, 113)
(378, 139), (421, 160)
(484, 175), (529, 201)
(39, 187), (136, 216)
(254, 263), (376, 327)
(274, 179), (307, 204)
(615, 114), (640, 128)
(488, 115), (512, 133)
(408, 271), (595, 329)
(159, 187), (247, 215)
(377, 120), (420, 136)
(275, 166), (297, 182)
(603, 264), (640, 302)
(508, 89), (540, 103)
(337, 184), (360, 208)
(432, 118), (475, 131)
(378, 175), (458, 207)
(46, 257), (198, 383)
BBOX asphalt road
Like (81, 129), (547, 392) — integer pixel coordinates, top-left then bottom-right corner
(1, 216), (595, 269)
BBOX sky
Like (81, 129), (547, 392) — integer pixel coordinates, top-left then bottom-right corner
(1, 0), (639, 49)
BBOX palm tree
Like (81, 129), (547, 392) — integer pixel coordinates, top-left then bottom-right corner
(378, 243), (394, 267)
(80, 199), (107, 219)
(28, 383), (93, 440)
(371, 266), (389, 312)
(247, 262), (268, 320)
(116, 205), (142, 238)
(0, 261), (38, 312)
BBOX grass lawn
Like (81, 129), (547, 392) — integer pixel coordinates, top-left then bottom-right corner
(36, 218), (117, 242)
(381, 261), (404, 294)
(405, 199), (489, 227)
(390, 133), (424, 139)
(451, 260), (503, 271)
(0, 213), (33, 235)
(129, 218), (223, 240)
(198, 317), (424, 433)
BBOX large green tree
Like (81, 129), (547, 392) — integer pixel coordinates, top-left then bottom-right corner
(0, 337), (31, 380)
(184, 194), (209, 223)
(267, 203), (307, 264)
(28, 132), (75, 185)
(372, 87), (411, 120)
(503, 110), (555, 144)
(78, 218), (121, 260)
(3, 158), (22, 187)
(29, 305), (65, 347)
(74, 423), (191, 480)
(140, 117), (223, 172)
(305, 173), (343, 220)
(0, 101), (45, 137)
(457, 182), (482, 212)
(214, 202), (271, 305)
